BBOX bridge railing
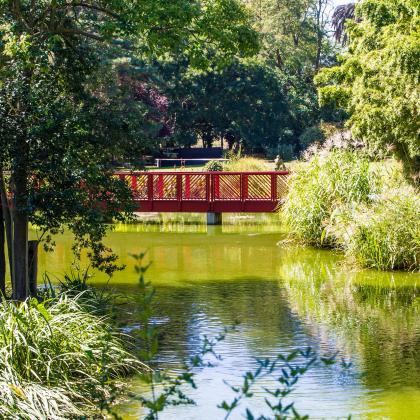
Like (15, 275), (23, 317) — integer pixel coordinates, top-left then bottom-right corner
(114, 171), (289, 212)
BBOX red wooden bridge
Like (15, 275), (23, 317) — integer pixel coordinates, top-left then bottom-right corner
(116, 171), (289, 213)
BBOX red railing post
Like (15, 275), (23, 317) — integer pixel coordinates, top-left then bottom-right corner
(241, 174), (248, 211)
(271, 173), (277, 201)
(241, 174), (248, 200)
(177, 174), (182, 210)
(131, 175), (137, 198)
(206, 174), (211, 210)
(185, 174), (191, 199)
(214, 174), (220, 199)
(158, 174), (164, 199)
(147, 174), (153, 201)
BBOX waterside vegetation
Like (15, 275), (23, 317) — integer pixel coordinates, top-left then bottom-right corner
(0, 284), (142, 419)
(283, 148), (419, 272)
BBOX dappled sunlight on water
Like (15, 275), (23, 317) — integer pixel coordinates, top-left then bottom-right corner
(33, 217), (420, 419)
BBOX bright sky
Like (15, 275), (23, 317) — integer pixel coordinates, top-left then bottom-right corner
(333, 0), (353, 5)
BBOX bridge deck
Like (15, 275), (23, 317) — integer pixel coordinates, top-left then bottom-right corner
(116, 171), (289, 213)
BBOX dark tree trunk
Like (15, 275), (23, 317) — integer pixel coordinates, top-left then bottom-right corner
(12, 212), (29, 300)
(275, 49), (284, 70)
(314, 0), (326, 72)
(225, 132), (235, 150)
(0, 172), (13, 289)
(28, 240), (39, 297)
(11, 170), (29, 301)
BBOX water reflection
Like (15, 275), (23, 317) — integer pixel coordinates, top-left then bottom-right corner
(33, 220), (420, 419)
(279, 247), (420, 418)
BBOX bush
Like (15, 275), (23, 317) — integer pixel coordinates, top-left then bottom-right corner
(204, 160), (224, 171)
(0, 293), (142, 419)
(282, 149), (380, 247)
(299, 125), (325, 149)
(343, 189), (420, 271)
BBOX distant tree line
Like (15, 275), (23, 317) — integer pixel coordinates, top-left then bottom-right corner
(120, 0), (343, 159)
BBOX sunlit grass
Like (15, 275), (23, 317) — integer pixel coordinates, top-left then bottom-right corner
(282, 149), (380, 247)
(342, 187), (420, 271)
(282, 149), (419, 272)
(223, 157), (274, 172)
(0, 292), (143, 418)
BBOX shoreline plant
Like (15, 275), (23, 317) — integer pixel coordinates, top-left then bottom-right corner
(341, 188), (419, 271)
(0, 288), (143, 419)
(282, 148), (419, 272)
(282, 148), (379, 247)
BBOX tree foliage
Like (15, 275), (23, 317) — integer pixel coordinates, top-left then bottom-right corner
(0, 0), (259, 299)
(163, 58), (293, 155)
(155, 0), (340, 155)
(238, 0), (341, 147)
(244, 0), (335, 73)
(316, 0), (420, 184)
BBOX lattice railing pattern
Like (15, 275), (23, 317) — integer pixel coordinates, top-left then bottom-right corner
(215, 174), (241, 200)
(116, 173), (148, 199)
(115, 171), (290, 210)
(276, 175), (289, 200)
(153, 174), (177, 200)
(247, 174), (272, 200)
(183, 174), (207, 200)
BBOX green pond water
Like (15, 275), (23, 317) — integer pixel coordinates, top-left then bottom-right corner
(33, 215), (420, 419)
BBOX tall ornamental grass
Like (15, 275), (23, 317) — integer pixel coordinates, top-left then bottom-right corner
(0, 293), (142, 419)
(283, 148), (419, 272)
(282, 149), (380, 247)
(223, 157), (273, 172)
(343, 188), (420, 271)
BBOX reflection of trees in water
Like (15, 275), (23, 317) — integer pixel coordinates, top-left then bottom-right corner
(117, 278), (306, 366)
(36, 228), (420, 391)
(35, 229), (284, 283)
(279, 247), (420, 389)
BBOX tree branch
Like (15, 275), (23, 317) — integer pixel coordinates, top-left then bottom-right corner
(58, 27), (104, 41)
(59, 2), (121, 20)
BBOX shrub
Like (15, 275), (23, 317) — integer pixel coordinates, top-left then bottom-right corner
(343, 189), (420, 271)
(299, 125), (325, 149)
(0, 293), (142, 419)
(282, 149), (380, 247)
(204, 160), (224, 171)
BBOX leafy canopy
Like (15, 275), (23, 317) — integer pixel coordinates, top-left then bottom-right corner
(0, 0), (259, 277)
(316, 0), (420, 184)
(163, 58), (293, 155)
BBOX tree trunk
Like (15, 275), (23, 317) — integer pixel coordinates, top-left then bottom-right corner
(28, 240), (39, 297)
(314, 0), (325, 72)
(11, 171), (29, 301)
(0, 172), (13, 290)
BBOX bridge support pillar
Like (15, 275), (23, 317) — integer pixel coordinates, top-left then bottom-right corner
(207, 212), (222, 225)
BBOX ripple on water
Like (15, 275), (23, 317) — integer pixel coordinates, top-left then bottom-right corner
(33, 224), (420, 419)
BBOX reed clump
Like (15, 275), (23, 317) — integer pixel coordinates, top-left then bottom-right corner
(0, 292), (142, 419)
(282, 149), (380, 247)
(223, 157), (273, 172)
(283, 149), (419, 271)
(342, 188), (419, 271)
